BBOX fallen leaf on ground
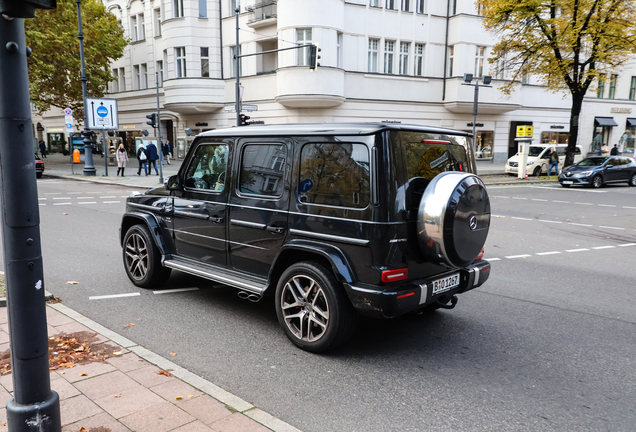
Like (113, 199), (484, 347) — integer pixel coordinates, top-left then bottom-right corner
(157, 370), (172, 377)
(62, 213), (68, 215)
(80, 372), (87, 376)
(66, 281), (79, 285)
(170, 353), (177, 357)
(113, 351), (122, 356)
(114, 394), (121, 398)
(175, 396), (183, 400)
(123, 323), (135, 327)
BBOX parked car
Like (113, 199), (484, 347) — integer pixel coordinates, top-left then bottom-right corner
(120, 123), (492, 352)
(506, 144), (584, 176)
(559, 156), (636, 188)
(35, 153), (44, 178)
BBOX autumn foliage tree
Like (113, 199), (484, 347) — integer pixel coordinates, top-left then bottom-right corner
(480, 0), (636, 166)
(26, 0), (127, 125)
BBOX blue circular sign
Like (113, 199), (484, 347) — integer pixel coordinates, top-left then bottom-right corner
(300, 179), (314, 193)
(96, 106), (108, 117)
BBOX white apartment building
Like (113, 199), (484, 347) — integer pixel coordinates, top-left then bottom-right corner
(34, 0), (636, 162)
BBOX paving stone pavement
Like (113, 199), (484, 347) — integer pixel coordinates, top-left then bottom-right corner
(0, 304), (300, 432)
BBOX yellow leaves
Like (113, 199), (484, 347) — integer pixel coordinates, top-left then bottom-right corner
(157, 370), (172, 377)
(66, 281), (79, 285)
(169, 352), (177, 357)
(123, 323), (135, 328)
(175, 396), (183, 400)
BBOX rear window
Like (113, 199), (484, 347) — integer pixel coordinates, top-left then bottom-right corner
(399, 132), (470, 180)
(299, 143), (370, 208)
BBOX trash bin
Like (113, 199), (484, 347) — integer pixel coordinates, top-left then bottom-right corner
(73, 149), (80, 163)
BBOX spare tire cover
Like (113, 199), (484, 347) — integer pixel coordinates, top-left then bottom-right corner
(417, 172), (490, 268)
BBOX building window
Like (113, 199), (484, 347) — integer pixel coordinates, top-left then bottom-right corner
(476, 2), (484, 15)
(199, 0), (207, 17)
(414, 43), (423, 76)
(386, 0), (396, 9)
(155, 9), (161, 36)
(608, 74), (617, 99)
(201, 47), (209, 77)
(230, 0), (237, 14)
(451, 0), (457, 14)
(163, 50), (169, 80)
(416, 0), (424, 13)
(112, 69), (119, 93)
(131, 15), (138, 41)
(173, 0), (184, 18)
(139, 14), (145, 39)
(119, 67), (126, 91)
(597, 75), (605, 98)
(296, 28), (312, 66)
(141, 63), (147, 89)
(448, 45), (454, 76)
(495, 53), (506, 79)
(475, 46), (485, 77)
(475, 131), (494, 159)
(401, 0), (409, 12)
(336, 32), (343, 69)
(384, 40), (395, 74)
(157, 61), (164, 86)
(368, 38), (379, 72)
(399, 42), (409, 75)
(133, 65), (140, 90)
(370, 0), (379, 6)
(175, 47), (186, 78)
(630, 76), (636, 100)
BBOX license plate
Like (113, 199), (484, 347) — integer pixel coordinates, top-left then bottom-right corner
(432, 273), (460, 294)
(562, 180), (573, 184)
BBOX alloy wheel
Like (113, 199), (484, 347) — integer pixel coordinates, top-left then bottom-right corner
(125, 232), (149, 281)
(280, 274), (330, 343)
(593, 175), (603, 188)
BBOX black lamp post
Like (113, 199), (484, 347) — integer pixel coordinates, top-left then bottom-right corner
(462, 73), (492, 152)
(76, 0), (96, 175)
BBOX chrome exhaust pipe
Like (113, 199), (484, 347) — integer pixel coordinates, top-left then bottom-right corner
(238, 291), (261, 303)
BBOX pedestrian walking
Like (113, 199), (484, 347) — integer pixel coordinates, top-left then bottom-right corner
(162, 141), (171, 165)
(548, 147), (559, 176)
(146, 141), (160, 175)
(38, 140), (47, 158)
(136, 143), (148, 176)
(116, 143), (129, 176)
(610, 144), (619, 155)
(167, 139), (173, 158)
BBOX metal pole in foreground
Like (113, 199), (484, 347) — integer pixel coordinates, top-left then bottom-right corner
(472, 80), (479, 148)
(156, 72), (164, 183)
(102, 129), (108, 176)
(235, 3), (241, 126)
(0, 13), (61, 432)
(76, 0), (96, 176)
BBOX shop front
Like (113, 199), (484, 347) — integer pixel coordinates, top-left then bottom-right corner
(618, 119), (636, 156)
(46, 127), (67, 154)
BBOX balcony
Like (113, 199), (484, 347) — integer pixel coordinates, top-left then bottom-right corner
(246, 1), (277, 28)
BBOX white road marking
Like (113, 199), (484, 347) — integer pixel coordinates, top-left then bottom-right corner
(592, 246), (616, 250)
(53, 203), (72, 206)
(53, 197), (71, 200)
(505, 254), (532, 259)
(618, 243), (636, 247)
(532, 199), (548, 202)
(78, 202), (97, 205)
(492, 196), (510, 199)
(535, 251), (561, 256)
(512, 197), (528, 200)
(492, 215), (506, 218)
(599, 226), (625, 230)
(574, 202), (593, 205)
(77, 197), (94, 199)
(511, 217), (532, 221)
(89, 293), (141, 300)
(598, 204), (616, 207)
(103, 201), (121, 204)
(100, 196), (116, 198)
(67, 192), (81, 194)
(553, 200), (570, 203)
(44, 193), (61, 195)
(38, 198), (46, 200)
(538, 220), (562, 223)
(565, 248), (589, 252)
(623, 206), (636, 209)
(38, 203), (46, 206)
(152, 287), (200, 294)
(568, 223), (592, 227)
(484, 257), (501, 261)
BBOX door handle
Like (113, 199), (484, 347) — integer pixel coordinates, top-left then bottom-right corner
(267, 226), (285, 234)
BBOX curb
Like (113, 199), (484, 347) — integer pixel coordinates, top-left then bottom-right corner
(42, 172), (163, 189)
(47, 302), (302, 432)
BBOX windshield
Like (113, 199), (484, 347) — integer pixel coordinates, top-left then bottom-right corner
(398, 132), (471, 180)
(577, 157), (607, 167)
(527, 146), (546, 157)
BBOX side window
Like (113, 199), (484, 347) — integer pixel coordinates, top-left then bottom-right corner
(184, 144), (228, 191)
(239, 144), (286, 197)
(299, 143), (370, 208)
(608, 157), (620, 166)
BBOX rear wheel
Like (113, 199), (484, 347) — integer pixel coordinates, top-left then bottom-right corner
(629, 173), (636, 187)
(275, 262), (357, 353)
(592, 175), (603, 188)
(123, 224), (171, 288)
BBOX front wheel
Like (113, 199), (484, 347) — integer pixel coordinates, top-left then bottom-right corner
(275, 262), (357, 353)
(533, 166), (542, 177)
(123, 224), (171, 288)
(629, 173), (636, 187)
(592, 175), (603, 188)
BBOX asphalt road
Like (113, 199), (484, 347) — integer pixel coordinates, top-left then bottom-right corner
(2, 179), (635, 432)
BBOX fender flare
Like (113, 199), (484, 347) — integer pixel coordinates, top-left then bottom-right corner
(120, 212), (170, 255)
(271, 239), (357, 285)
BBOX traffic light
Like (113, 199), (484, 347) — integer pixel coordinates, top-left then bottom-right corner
(239, 114), (250, 126)
(146, 113), (157, 128)
(309, 44), (321, 71)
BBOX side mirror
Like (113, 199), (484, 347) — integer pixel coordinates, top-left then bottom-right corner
(605, 164), (613, 169)
(166, 175), (181, 190)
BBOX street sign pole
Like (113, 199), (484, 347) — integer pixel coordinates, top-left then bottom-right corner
(235, 3), (241, 127)
(102, 129), (108, 176)
(0, 12), (61, 432)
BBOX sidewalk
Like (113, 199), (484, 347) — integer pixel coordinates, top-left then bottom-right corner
(0, 302), (300, 432)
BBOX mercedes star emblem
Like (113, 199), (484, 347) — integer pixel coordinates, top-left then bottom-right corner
(469, 215), (478, 230)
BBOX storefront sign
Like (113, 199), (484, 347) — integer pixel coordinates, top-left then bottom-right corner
(467, 123), (484, 127)
(122, 125), (136, 129)
(611, 107), (632, 113)
(195, 122), (208, 126)
(550, 125), (565, 129)
(47, 127), (64, 133)
(516, 126), (533, 137)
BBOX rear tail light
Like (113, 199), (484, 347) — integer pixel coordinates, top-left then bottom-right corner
(381, 268), (408, 283)
(476, 247), (485, 260)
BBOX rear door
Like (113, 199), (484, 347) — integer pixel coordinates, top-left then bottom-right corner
(605, 157), (623, 182)
(172, 140), (230, 265)
(228, 139), (290, 277)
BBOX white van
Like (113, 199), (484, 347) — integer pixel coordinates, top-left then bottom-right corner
(505, 144), (583, 176)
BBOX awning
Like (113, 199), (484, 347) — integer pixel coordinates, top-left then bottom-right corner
(626, 118), (636, 127)
(594, 117), (618, 127)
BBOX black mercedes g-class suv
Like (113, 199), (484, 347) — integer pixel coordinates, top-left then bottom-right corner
(120, 123), (491, 352)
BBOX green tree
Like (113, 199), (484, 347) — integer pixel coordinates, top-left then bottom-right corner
(26, 0), (127, 125)
(480, 0), (636, 166)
